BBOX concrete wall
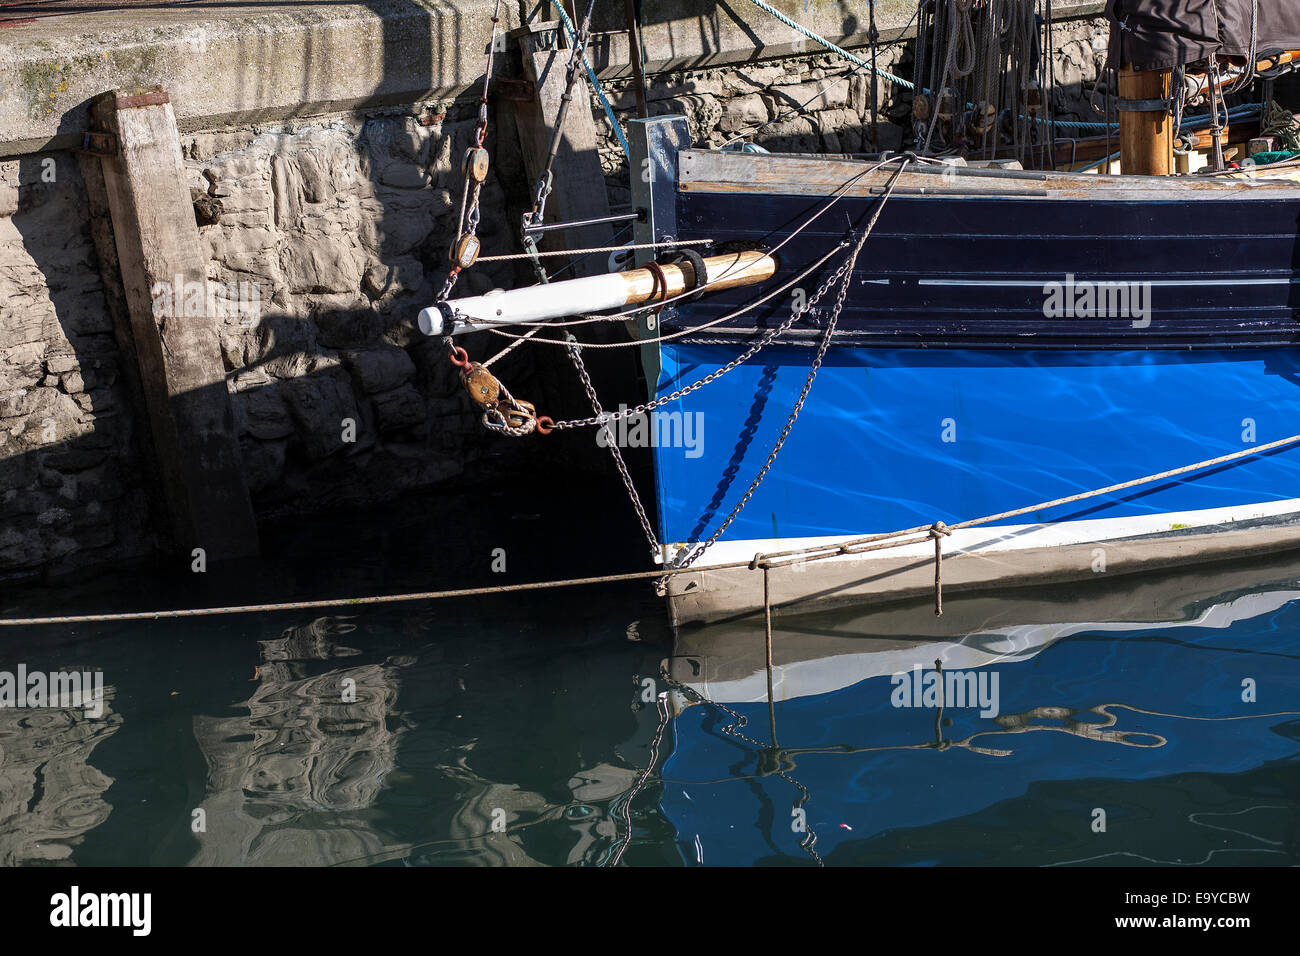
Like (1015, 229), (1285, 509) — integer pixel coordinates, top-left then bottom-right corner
(0, 1), (1111, 581)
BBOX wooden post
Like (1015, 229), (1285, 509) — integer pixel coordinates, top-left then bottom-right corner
(511, 22), (616, 276)
(1118, 65), (1173, 176)
(88, 87), (259, 561)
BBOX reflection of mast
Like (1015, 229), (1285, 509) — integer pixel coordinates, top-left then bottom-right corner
(0, 687), (120, 865)
(189, 616), (405, 865)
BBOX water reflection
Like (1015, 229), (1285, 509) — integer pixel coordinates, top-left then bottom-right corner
(661, 555), (1300, 865)
(0, 688), (119, 865)
(190, 616), (406, 865)
(0, 547), (1297, 866)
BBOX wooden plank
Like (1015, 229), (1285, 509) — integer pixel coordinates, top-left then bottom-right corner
(89, 86), (259, 561)
(75, 152), (176, 552)
(676, 150), (1299, 198)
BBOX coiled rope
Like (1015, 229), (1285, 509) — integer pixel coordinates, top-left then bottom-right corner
(742, 0), (1262, 136)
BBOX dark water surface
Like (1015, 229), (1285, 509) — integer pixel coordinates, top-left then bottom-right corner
(1, 481), (1298, 866)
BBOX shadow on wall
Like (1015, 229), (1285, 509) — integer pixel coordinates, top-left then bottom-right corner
(2, 152), (156, 580)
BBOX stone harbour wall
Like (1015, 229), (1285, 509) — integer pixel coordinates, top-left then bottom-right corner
(0, 154), (153, 574)
(1, 102), (545, 578)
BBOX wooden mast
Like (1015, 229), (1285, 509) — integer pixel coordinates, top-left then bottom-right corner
(1118, 64), (1174, 175)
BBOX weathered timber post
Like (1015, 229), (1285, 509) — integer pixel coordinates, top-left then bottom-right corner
(87, 87), (259, 562)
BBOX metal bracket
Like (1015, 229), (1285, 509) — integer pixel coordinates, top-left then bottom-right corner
(1117, 96), (1171, 113)
(117, 90), (170, 109)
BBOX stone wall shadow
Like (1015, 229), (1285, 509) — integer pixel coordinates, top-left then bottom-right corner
(2, 151), (158, 582)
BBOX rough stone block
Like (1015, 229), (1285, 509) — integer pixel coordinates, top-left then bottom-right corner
(344, 345), (415, 395)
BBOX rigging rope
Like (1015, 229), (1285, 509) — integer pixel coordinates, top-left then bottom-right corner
(6, 428), (1300, 627)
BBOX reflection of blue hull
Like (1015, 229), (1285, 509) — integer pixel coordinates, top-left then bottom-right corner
(659, 592), (1300, 866)
(654, 344), (1300, 544)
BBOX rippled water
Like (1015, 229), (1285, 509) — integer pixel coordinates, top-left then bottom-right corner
(1, 481), (1297, 866)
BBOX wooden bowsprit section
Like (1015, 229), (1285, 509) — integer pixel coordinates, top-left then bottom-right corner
(419, 250), (776, 335)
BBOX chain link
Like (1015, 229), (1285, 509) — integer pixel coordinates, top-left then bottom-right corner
(519, 0), (597, 284)
(668, 242), (855, 570)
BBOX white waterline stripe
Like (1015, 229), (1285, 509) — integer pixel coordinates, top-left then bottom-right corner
(679, 497), (1300, 569)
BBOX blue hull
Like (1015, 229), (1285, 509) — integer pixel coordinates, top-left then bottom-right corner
(653, 345), (1300, 545)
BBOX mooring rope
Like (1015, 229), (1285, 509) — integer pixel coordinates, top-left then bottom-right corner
(5, 430), (1299, 628)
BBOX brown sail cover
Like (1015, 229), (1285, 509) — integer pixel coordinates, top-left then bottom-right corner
(1107, 0), (1300, 70)
(1219, 1), (1300, 59)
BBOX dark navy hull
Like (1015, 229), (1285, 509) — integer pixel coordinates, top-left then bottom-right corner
(674, 191), (1300, 348)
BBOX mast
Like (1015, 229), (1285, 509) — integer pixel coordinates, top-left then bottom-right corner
(1118, 65), (1173, 175)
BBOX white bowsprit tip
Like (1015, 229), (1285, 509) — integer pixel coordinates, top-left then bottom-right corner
(417, 306), (444, 336)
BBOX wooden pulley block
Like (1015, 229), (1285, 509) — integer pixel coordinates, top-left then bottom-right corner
(449, 233), (481, 269)
(935, 89), (958, 122)
(1023, 82), (1043, 114)
(462, 363), (501, 407)
(502, 398), (536, 431)
(969, 101), (997, 135)
(462, 147), (490, 183)
(912, 94), (933, 122)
